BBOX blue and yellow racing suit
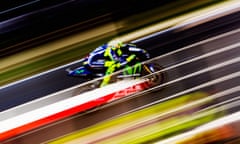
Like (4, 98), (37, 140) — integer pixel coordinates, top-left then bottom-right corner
(87, 43), (150, 87)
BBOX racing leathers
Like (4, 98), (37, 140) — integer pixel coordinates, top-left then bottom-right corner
(87, 43), (150, 87)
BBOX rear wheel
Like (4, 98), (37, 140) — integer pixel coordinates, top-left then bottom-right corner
(142, 63), (166, 86)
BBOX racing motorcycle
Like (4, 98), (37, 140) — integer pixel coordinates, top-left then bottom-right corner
(66, 49), (165, 88)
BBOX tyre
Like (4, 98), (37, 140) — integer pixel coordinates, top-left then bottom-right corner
(142, 63), (166, 86)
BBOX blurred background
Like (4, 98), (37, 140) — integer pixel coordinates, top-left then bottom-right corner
(0, 0), (240, 143)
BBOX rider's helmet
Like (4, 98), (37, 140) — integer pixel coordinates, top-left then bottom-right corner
(108, 40), (124, 49)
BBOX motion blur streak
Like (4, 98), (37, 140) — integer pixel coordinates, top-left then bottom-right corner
(157, 110), (240, 144)
(0, 0), (40, 15)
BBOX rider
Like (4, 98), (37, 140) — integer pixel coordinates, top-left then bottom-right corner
(86, 40), (150, 87)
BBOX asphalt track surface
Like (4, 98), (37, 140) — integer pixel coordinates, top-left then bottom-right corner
(1, 11), (240, 144)
(3, 21), (240, 144)
(0, 11), (239, 112)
